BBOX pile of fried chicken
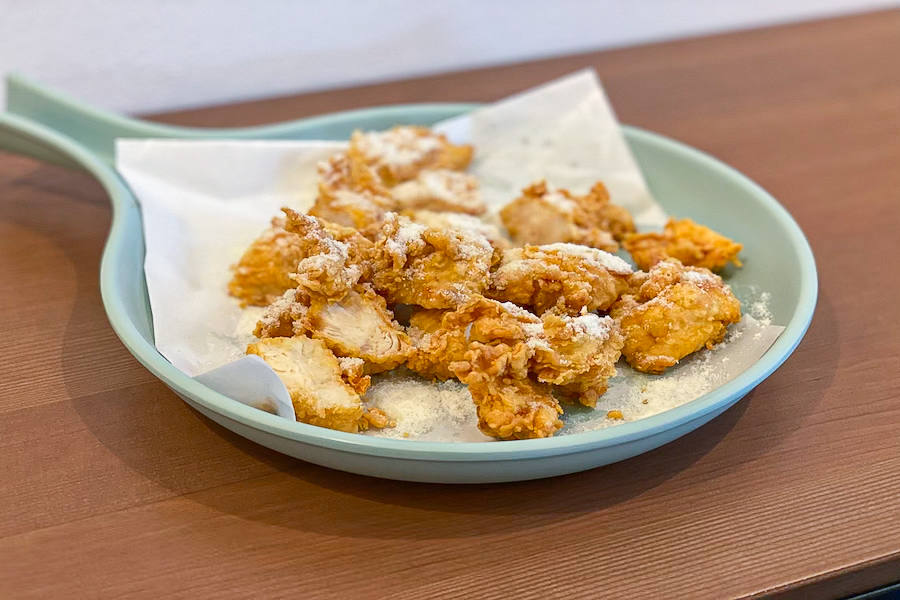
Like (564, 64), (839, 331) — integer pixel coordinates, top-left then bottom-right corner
(229, 126), (744, 440)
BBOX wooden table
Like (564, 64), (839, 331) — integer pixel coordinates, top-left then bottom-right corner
(1, 9), (898, 600)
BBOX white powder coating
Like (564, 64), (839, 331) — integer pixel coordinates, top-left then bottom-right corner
(541, 190), (576, 214)
(540, 242), (633, 275)
(567, 313), (614, 342)
(409, 210), (506, 246)
(392, 170), (481, 206)
(750, 291), (773, 326)
(500, 301), (540, 322)
(681, 269), (720, 285)
(338, 356), (364, 371)
(383, 214), (427, 261)
(257, 288), (305, 331)
(355, 127), (443, 170)
(448, 229), (493, 261)
(317, 154), (346, 187)
(363, 372), (488, 442)
(332, 189), (377, 208)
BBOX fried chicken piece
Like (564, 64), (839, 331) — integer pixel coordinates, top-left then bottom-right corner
(499, 181), (634, 252)
(610, 259), (742, 374)
(408, 296), (543, 380)
(432, 297), (562, 439)
(452, 344), (563, 440)
(576, 181), (637, 242)
(406, 308), (469, 381)
(254, 287), (311, 338)
(623, 218), (743, 272)
(371, 213), (493, 309)
(488, 243), (632, 315)
(246, 336), (370, 432)
(309, 188), (395, 239)
(228, 217), (307, 307)
(391, 170), (485, 215)
(296, 285), (411, 374)
(412, 296), (542, 380)
(309, 149), (396, 238)
(531, 311), (625, 407)
(402, 209), (509, 263)
(317, 147), (392, 197)
(281, 208), (373, 301)
(350, 126), (473, 186)
(335, 356), (371, 395)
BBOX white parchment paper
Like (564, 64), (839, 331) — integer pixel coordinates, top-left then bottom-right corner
(116, 70), (783, 440)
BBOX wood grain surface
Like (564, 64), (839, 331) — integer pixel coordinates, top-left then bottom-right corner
(1, 9), (898, 600)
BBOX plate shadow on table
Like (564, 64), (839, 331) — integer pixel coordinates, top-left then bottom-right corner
(11, 161), (835, 541)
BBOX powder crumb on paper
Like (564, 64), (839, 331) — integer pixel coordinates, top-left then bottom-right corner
(750, 291), (773, 326)
(363, 371), (490, 442)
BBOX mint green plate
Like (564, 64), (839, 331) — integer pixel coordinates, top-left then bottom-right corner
(0, 75), (817, 483)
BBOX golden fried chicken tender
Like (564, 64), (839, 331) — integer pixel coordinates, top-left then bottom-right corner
(577, 181), (637, 242)
(247, 336), (370, 433)
(499, 181), (635, 252)
(610, 259), (742, 374)
(281, 208), (373, 301)
(391, 170), (485, 215)
(371, 213), (493, 309)
(309, 149), (397, 238)
(531, 311), (625, 407)
(406, 308), (469, 381)
(445, 297), (543, 377)
(228, 217), (307, 307)
(254, 287), (311, 338)
(297, 285), (411, 374)
(488, 243), (632, 315)
(623, 218), (743, 272)
(350, 126), (473, 186)
(309, 188), (394, 240)
(402, 209), (510, 262)
(317, 147), (392, 197)
(452, 344), (563, 440)
(429, 297), (563, 439)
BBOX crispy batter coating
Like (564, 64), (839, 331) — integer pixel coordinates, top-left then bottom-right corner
(350, 126), (473, 186)
(247, 336), (370, 432)
(281, 208), (373, 301)
(402, 209), (509, 263)
(298, 286), (411, 374)
(228, 217), (306, 307)
(445, 297), (542, 377)
(488, 243), (632, 315)
(406, 308), (469, 381)
(309, 149), (396, 238)
(391, 170), (485, 215)
(531, 311), (625, 407)
(254, 287), (310, 338)
(318, 147), (392, 196)
(406, 298), (561, 438)
(309, 188), (394, 240)
(623, 218), (743, 272)
(452, 344), (563, 440)
(371, 213), (493, 309)
(499, 181), (634, 251)
(610, 259), (742, 374)
(578, 181), (636, 242)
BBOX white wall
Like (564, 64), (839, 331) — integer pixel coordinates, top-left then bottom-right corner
(0, 0), (891, 114)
